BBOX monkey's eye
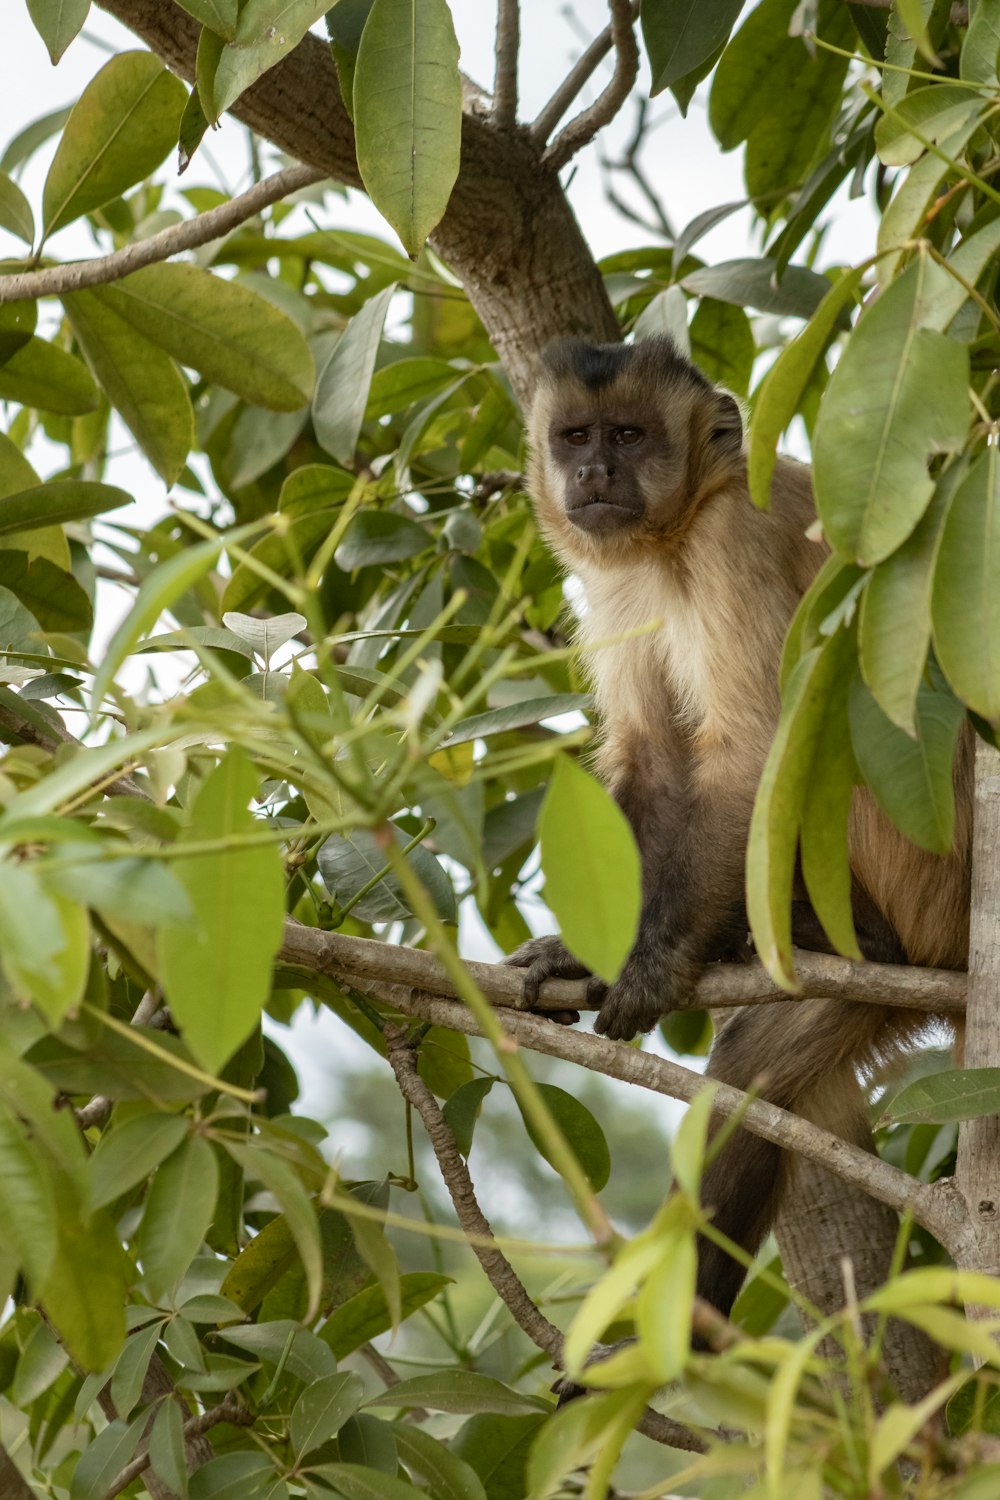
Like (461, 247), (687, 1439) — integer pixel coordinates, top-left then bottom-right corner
(563, 429), (590, 446)
(614, 427), (644, 446)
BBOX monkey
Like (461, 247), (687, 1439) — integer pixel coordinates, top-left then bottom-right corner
(506, 334), (973, 1323)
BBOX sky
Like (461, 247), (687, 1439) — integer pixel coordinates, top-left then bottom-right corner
(0, 4), (879, 1164)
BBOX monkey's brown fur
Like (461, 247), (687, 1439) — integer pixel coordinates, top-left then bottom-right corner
(507, 335), (972, 1319)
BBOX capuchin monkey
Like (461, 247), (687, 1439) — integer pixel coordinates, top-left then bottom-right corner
(506, 335), (973, 1322)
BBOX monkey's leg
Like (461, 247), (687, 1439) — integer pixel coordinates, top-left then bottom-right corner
(696, 999), (897, 1317)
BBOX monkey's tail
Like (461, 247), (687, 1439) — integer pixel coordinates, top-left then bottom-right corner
(694, 999), (921, 1319)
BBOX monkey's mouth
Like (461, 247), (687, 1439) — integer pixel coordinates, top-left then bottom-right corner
(567, 498), (642, 533)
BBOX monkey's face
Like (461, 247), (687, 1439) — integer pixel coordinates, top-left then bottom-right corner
(527, 337), (744, 566)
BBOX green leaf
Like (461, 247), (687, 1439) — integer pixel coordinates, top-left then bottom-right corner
(0, 479), (129, 537)
(682, 258), (838, 321)
(882, 1068), (1000, 1126)
(224, 1142), (324, 1321)
(42, 1211), (127, 1370)
(858, 466), (955, 732)
(317, 826), (456, 924)
(961, 0), (1000, 83)
(47, 851), (194, 928)
(0, 553), (93, 634)
(874, 84), (986, 167)
(526, 1389), (647, 1500)
(26, 0), (91, 63)
(0, 1101), (59, 1286)
(446, 693), (591, 746)
(70, 1414), (146, 1500)
(211, 1), (332, 117)
(0, 336), (99, 415)
(89, 1112), (190, 1210)
(451, 1415), (546, 1500)
(747, 628), (856, 988)
(538, 754), (641, 984)
(417, 1026), (472, 1098)
(799, 650), (860, 959)
(367, 356), (461, 418)
(176, 0), (239, 38)
(42, 52), (186, 238)
(709, 0), (802, 147)
(516, 1082), (611, 1193)
(63, 287), (193, 485)
(149, 1400), (188, 1499)
(222, 609), (307, 660)
(27, 1028), (211, 1104)
(138, 1133), (219, 1301)
(158, 748), (286, 1074)
(642, 0), (745, 94)
(188, 1453), (277, 1500)
(441, 1076), (494, 1157)
(11, 1318), (70, 1406)
(364, 1371), (546, 1416)
(290, 1371), (366, 1458)
(813, 258), (969, 565)
(0, 171), (35, 243)
(307, 1466), (423, 1500)
(353, 0), (462, 255)
(101, 264), (314, 410)
(394, 1427), (487, 1500)
(334, 509), (430, 569)
(689, 297), (754, 396)
(314, 283), (396, 464)
(320, 1272), (453, 1359)
(932, 447), (1000, 722)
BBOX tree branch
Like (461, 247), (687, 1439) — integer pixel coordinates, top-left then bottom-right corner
(384, 1026), (706, 1452)
(107, 1394), (253, 1500)
(0, 694), (147, 800)
(0, 164), (326, 303)
(535, 0), (640, 167)
(0, 1443), (35, 1500)
(326, 968), (968, 1256)
(492, 0), (520, 130)
(278, 921), (967, 1015)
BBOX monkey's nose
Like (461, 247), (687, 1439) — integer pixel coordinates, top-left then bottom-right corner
(576, 463), (614, 485)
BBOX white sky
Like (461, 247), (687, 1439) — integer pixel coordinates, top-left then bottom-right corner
(0, 5), (878, 1149)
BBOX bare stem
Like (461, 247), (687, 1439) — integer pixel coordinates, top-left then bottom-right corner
(0, 164), (326, 303)
(492, 0), (520, 129)
(534, 0), (640, 167)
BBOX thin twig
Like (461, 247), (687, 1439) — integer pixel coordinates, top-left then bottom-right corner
(107, 1394), (253, 1499)
(339, 974), (968, 1257)
(492, 0), (520, 129)
(278, 920), (967, 1015)
(0, 164), (327, 303)
(384, 1027), (706, 1452)
(533, 0), (639, 161)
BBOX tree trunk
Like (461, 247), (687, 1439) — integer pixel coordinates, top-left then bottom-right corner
(954, 739), (1000, 1284)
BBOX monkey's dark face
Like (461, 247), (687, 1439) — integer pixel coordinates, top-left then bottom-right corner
(553, 415), (652, 534)
(527, 336), (744, 566)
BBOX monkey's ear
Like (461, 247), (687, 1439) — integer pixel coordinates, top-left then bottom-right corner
(708, 393), (743, 456)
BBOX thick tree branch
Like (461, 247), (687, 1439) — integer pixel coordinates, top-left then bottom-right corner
(0, 1444), (35, 1500)
(492, 0), (520, 129)
(326, 969), (968, 1256)
(542, 0), (641, 174)
(384, 1026), (706, 1452)
(0, 165), (326, 303)
(278, 921), (966, 1014)
(96, 0), (620, 403)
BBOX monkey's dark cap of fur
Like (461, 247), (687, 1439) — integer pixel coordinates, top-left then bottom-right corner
(540, 334), (711, 393)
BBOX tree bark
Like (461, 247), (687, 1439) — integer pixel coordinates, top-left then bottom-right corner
(95, 0), (619, 405)
(955, 740), (1000, 1283)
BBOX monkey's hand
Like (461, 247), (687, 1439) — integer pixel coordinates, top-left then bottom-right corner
(504, 934), (589, 1022)
(590, 945), (700, 1041)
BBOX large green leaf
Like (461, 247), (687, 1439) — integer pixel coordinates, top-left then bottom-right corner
(0, 553), (93, 633)
(813, 259), (969, 565)
(932, 447), (1000, 722)
(314, 284), (395, 464)
(211, 1), (331, 117)
(137, 1134), (220, 1301)
(394, 1428), (486, 1500)
(291, 1372), (366, 1459)
(961, 0), (1000, 82)
(26, 0), (91, 63)
(642, 0), (745, 94)
(0, 863), (88, 1024)
(63, 287), (193, 485)
(882, 1068), (1000, 1126)
(364, 1372), (546, 1416)
(88, 1112), (191, 1210)
(538, 754), (641, 984)
(0, 171), (35, 244)
(0, 1101), (59, 1287)
(0, 336), (99, 415)
(353, 0), (462, 255)
(175, 0), (239, 38)
(688, 297), (754, 395)
(682, 258), (837, 320)
(41, 1211), (127, 1370)
(849, 672), (964, 854)
(874, 84), (986, 167)
(317, 825), (456, 923)
(158, 749), (286, 1073)
(334, 509), (431, 569)
(320, 1273), (452, 1360)
(747, 628), (856, 988)
(42, 53), (186, 238)
(709, 0), (800, 148)
(515, 1083), (611, 1193)
(799, 649), (860, 958)
(101, 264), (314, 410)
(0, 479), (129, 537)
(446, 693), (591, 747)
